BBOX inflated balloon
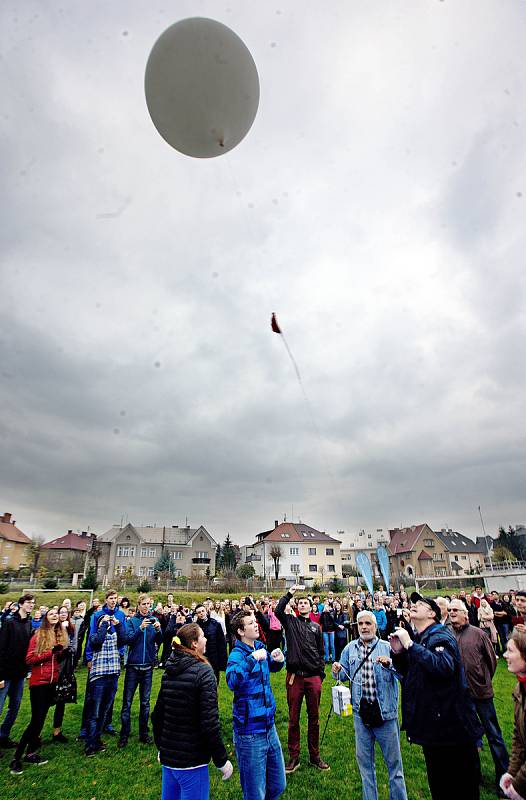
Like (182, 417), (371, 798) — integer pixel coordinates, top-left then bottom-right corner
(144, 17), (259, 158)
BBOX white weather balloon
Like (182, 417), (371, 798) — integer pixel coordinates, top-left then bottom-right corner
(144, 17), (260, 158)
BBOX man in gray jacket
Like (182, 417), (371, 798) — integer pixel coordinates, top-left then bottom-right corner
(333, 611), (407, 800)
(450, 599), (508, 798)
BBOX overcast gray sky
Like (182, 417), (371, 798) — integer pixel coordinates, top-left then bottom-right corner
(1, 1), (525, 547)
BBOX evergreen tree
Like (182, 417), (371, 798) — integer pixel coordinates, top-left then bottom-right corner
(154, 551), (175, 578)
(81, 567), (99, 590)
(221, 534), (237, 573)
(215, 544), (222, 573)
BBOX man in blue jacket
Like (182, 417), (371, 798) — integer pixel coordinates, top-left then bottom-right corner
(118, 594), (162, 747)
(85, 608), (127, 756)
(333, 610), (407, 800)
(226, 609), (286, 800)
(390, 592), (480, 800)
(79, 589), (127, 740)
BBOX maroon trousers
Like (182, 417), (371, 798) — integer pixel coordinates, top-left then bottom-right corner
(286, 672), (322, 760)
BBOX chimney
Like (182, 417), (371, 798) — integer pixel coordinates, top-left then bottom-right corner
(81, 531), (87, 538)
(274, 520), (279, 528)
(68, 529), (73, 535)
(2, 512), (12, 524)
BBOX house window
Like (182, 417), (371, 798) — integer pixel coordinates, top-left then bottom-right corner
(308, 548), (317, 556)
(309, 564), (317, 572)
(424, 539), (434, 547)
(196, 551), (208, 559)
(455, 555), (459, 562)
(117, 545), (135, 558)
(327, 564), (335, 572)
(1, 556), (8, 565)
(432, 553), (442, 561)
(291, 564), (300, 574)
(147, 567), (154, 577)
(172, 551), (183, 560)
(462, 555), (467, 561)
(139, 566), (146, 576)
(326, 548), (334, 556)
(141, 547), (148, 558)
(290, 547), (299, 556)
(5, 542), (12, 549)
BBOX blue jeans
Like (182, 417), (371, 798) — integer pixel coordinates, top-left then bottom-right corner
(120, 666), (153, 740)
(161, 764), (209, 800)
(323, 631), (335, 662)
(86, 674), (119, 750)
(0, 676), (25, 738)
(475, 697), (509, 781)
(354, 714), (407, 800)
(234, 724), (286, 800)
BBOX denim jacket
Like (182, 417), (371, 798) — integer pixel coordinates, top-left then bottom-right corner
(335, 637), (399, 721)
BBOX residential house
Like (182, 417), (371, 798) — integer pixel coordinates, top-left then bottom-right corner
(388, 524), (450, 580)
(0, 512), (31, 571)
(433, 528), (487, 574)
(97, 523), (218, 582)
(341, 528), (391, 576)
(244, 520), (342, 582)
(40, 530), (97, 574)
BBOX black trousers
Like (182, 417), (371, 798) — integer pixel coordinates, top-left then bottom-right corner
(423, 742), (480, 800)
(14, 685), (56, 760)
(266, 630), (283, 652)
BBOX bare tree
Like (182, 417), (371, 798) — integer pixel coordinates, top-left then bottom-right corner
(28, 536), (44, 577)
(269, 545), (282, 580)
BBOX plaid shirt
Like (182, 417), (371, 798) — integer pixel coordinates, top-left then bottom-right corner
(358, 636), (377, 702)
(90, 630), (121, 682)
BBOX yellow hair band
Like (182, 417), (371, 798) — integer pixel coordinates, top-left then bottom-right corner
(173, 635), (181, 645)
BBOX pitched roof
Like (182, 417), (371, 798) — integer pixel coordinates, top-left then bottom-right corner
(255, 522), (341, 545)
(418, 549), (433, 560)
(388, 524), (428, 555)
(41, 532), (93, 552)
(0, 521), (32, 545)
(434, 529), (487, 554)
(99, 523), (217, 548)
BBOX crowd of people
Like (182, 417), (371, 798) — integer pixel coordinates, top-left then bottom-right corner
(1, 583), (526, 799)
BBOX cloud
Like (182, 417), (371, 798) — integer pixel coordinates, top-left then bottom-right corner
(1, 0), (525, 546)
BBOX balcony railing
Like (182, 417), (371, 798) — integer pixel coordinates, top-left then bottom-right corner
(192, 557), (211, 564)
(246, 555), (262, 562)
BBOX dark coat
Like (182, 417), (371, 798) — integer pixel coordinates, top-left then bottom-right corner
(196, 617), (227, 676)
(275, 593), (325, 678)
(151, 650), (228, 769)
(0, 612), (33, 680)
(392, 621), (478, 746)
(320, 609), (336, 633)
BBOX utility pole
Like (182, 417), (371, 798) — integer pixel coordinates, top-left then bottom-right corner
(478, 505), (493, 570)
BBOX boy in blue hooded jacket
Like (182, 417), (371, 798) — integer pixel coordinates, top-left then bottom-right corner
(226, 609), (286, 800)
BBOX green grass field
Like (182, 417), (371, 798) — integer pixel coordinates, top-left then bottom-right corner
(1, 656), (516, 800)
